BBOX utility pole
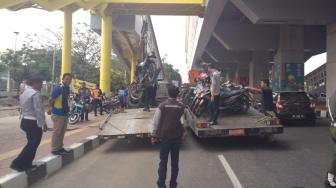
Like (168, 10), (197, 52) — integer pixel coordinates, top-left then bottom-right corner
(51, 45), (56, 91)
(7, 31), (19, 99)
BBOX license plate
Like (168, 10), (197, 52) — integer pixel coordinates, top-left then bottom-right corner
(292, 115), (305, 119)
(229, 129), (245, 136)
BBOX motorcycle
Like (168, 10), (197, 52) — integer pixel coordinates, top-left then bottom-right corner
(219, 87), (250, 113)
(192, 85), (251, 117)
(129, 55), (158, 103)
(68, 97), (90, 125)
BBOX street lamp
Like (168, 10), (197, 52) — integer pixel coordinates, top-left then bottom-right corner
(7, 31), (19, 99)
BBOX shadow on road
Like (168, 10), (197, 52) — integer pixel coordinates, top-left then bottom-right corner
(187, 129), (293, 152)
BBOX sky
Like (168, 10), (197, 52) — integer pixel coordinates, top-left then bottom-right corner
(0, 8), (188, 81)
(0, 8), (326, 82)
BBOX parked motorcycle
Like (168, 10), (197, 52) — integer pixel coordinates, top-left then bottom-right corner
(192, 85), (251, 117)
(68, 98), (90, 125)
(219, 88), (250, 113)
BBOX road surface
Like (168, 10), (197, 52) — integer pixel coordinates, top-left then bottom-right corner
(30, 118), (333, 188)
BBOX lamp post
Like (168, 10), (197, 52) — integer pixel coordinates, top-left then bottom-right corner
(7, 31), (19, 99)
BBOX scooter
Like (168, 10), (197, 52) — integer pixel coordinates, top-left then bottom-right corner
(68, 97), (90, 125)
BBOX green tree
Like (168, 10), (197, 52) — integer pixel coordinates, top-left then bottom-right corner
(162, 63), (182, 83)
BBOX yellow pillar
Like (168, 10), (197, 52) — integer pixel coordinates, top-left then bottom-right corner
(61, 7), (73, 77)
(100, 14), (112, 96)
(130, 58), (136, 83)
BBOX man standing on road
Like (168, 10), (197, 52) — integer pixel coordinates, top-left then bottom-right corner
(78, 82), (91, 121)
(151, 85), (186, 188)
(10, 76), (48, 172)
(246, 79), (274, 113)
(208, 64), (221, 125)
(92, 84), (103, 116)
(48, 73), (72, 155)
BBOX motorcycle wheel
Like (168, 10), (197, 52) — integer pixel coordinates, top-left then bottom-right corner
(195, 102), (208, 117)
(129, 84), (143, 101)
(68, 113), (80, 125)
(147, 62), (156, 82)
(239, 97), (250, 113)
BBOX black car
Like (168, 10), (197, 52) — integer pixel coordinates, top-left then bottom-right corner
(274, 92), (316, 126)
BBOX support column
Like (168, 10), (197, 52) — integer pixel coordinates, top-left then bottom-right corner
(130, 58), (136, 83)
(100, 14), (112, 96)
(273, 25), (304, 92)
(249, 51), (271, 87)
(326, 23), (336, 99)
(61, 8), (73, 77)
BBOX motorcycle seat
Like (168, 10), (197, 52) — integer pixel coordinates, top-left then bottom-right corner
(220, 89), (244, 99)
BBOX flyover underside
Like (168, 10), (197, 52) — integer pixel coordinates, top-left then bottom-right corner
(2, 1), (204, 16)
(192, 0), (332, 92)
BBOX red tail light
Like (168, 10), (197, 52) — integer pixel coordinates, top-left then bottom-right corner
(310, 102), (316, 108)
(276, 100), (283, 113)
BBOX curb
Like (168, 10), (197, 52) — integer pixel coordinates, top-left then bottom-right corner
(0, 135), (106, 188)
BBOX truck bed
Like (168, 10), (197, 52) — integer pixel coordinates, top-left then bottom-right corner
(185, 108), (283, 138)
(99, 109), (154, 139)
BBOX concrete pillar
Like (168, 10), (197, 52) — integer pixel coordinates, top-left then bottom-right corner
(326, 23), (336, 99)
(235, 65), (240, 84)
(273, 25), (304, 92)
(61, 8), (73, 77)
(100, 14), (112, 96)
(249, 51), (270, 87)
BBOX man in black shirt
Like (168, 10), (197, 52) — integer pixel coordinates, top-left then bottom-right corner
(246, 79), (274, 112)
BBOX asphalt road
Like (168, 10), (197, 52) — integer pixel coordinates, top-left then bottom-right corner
(31, 118), (334, 188)
(0, 113), (105, 176)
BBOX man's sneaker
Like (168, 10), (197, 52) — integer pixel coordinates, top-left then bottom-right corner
(10, 163), (24, 172)
(326, 173), (336, 188)
(210, 121), (218, 125)
(52, 148), (71, 155)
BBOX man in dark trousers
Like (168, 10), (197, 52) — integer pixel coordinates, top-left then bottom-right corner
(11, 76), (48, 171)
(78, 82), (91, 121)
(151, 85), (186, 188)
(208, 64), (221, 125)
(92, 84), (103, 116)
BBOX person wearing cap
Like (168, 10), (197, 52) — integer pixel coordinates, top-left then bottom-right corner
(151, 85), (186, 188)
(10, 76), (48, 172)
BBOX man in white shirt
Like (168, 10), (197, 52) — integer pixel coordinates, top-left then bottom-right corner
(208, 64), (221, 125)
(10, 76), (47, 172)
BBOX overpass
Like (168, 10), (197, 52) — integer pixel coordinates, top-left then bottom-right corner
(186, 0), (336, 98)
(0, 0), (205, 95)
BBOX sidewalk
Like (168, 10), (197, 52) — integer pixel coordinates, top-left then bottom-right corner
(0, 114), (106, 176)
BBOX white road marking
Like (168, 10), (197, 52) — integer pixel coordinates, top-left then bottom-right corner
(218, 154), (243, 188)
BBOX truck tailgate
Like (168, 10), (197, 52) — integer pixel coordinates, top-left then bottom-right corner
(99, 109), (154, 139)
(185, 108), (283, 138)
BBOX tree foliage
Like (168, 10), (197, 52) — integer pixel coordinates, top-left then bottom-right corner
(162, 63), (182, 83)
(0, 23), (126, 93)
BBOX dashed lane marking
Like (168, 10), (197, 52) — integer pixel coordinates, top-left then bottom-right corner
(218, 154), (243, 188)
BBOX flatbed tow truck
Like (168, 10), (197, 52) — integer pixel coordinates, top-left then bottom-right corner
(99, 106), (283, 141)
(184, 107), (284, 140)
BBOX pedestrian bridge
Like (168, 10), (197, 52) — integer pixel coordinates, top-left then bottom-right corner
(0, 0), (205, 96)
